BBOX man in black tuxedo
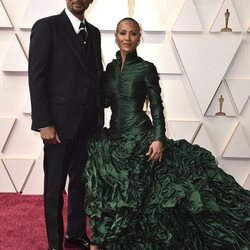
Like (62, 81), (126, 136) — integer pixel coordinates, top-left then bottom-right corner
(28, 0), (103, 249)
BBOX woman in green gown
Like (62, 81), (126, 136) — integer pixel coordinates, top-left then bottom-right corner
(84, 18), (250, 250)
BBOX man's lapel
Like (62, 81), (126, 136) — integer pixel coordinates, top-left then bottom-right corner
(59, 10), (87, 72)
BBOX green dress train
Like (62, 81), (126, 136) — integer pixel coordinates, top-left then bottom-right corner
(84, 51), (250, 249)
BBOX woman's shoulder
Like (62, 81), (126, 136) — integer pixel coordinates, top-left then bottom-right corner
(143, 59), (156, 68)
(136, 56), (157, 70)
(137, 58), (159, 82)
(137, 59), (158, 76)
(106, 60), (116, 72)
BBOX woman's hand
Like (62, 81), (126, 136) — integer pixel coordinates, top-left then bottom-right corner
(146, 140), (163, 162)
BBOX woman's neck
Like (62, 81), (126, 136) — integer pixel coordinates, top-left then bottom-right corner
(120, 51), (127, 71)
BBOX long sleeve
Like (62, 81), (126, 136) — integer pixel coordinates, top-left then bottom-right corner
(28, 19), (53, 131)
(144, 63), (166, 142)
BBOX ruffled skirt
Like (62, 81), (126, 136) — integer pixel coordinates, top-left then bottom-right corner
(84, 128), (250, 250)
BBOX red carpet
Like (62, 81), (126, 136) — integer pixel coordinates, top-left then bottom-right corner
(0, 193), (90, 250)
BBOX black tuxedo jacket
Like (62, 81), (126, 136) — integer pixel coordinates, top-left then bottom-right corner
(28, 10), (104, 139)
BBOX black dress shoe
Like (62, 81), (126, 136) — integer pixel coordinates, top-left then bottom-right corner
(64, 234), (90, 249)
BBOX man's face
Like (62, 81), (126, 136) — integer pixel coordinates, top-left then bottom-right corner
(66, 0), (93, 18)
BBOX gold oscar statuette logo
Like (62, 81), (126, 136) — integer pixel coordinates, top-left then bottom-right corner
(215, 95), (226, 116)
(221, 9), (232, 32)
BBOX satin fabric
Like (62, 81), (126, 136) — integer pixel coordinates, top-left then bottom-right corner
(84, 51), (250, 249)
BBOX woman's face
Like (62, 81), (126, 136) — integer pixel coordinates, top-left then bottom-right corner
(115, 20), (141, 55)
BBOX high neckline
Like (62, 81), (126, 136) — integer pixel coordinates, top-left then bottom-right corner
(116, 50), (138, 64)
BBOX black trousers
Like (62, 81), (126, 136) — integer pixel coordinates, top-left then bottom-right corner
(43, 112), (97, 249)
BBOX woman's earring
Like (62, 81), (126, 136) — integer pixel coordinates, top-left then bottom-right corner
(137, 40), (141, 46)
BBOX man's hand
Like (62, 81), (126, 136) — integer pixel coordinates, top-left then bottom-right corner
(40, 126), (61, 144)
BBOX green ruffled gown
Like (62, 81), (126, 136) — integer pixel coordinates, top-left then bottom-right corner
(84, 51), (250, 249)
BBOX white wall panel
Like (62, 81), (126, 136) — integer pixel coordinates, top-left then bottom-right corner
(205, 80), (237, 117)
(1, 0), (29, 28)
(193, 0), (222, 32)
(22, 96), (31, 115)
(155, 38), (182, 74)
(101, 34), (118, 67)
(133, 0), (165, 31)
(203, 118), (237, 156)
(232, 0), (250, 31)
(155, 0), (185, 31)
(218, 159), (250, 186)
(0, 118), (16, 152)
(172, 35), (242, 115)
(193, 124), (217, 156)
(0, 160), (16, 192)
(2, 158), (35, 193)
(86, 0), (128, 31)
(22, 151), (43, 194)
(172, 0), (203, 32)
(169, 120), (201, 143)
(210, 0), (242, 33)
(137, 38), (182, 74)
(0, 0), (12, 28)
(222, 123), (250, 158)
(227, 36), (250, 78)
(243, 173), (250, 190)
(226, 79), (250, 114)
(160, 78), (199, 119)
(1, 34), (28, 72)
(19, 0), (65, 29)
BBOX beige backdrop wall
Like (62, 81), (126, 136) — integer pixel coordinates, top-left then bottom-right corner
(0, 0), (250, 194)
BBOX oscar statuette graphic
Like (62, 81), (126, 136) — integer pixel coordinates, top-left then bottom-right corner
(221, 9), (232, 32)
(215, 95), (226, 116)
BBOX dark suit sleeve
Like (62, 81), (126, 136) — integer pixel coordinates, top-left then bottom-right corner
(28, 19), (53, 131)
(95, 29), (105, 130)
